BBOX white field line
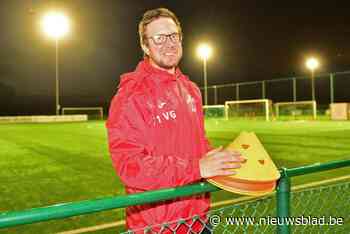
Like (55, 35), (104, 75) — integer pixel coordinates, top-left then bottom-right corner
(57, 220), (125, 234)
(57, 175), (350, 234)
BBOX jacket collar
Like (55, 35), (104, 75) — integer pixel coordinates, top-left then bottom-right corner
(136, 58), (184, 81)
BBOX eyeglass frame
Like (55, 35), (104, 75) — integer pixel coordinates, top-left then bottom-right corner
(146, 32), (182, 45)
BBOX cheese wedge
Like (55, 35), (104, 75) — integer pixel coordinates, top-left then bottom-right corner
(207, 132), (280, 196)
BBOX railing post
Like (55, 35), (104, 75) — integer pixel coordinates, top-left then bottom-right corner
(276, 168), (290, 234)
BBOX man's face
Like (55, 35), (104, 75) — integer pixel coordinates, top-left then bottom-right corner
(144, 17), (183, 71)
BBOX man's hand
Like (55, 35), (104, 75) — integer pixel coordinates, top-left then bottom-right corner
(199, 146), (246, 178)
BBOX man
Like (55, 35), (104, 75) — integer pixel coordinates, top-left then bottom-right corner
(106, 8), (245, 233)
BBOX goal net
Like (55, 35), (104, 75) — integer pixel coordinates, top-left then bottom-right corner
(203, 105), (225, 118)
(62, 107), (104, 120)
(224, 99), (272, 121)
(274, 101), (317, 120)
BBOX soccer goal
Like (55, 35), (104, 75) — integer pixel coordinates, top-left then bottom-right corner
(224, 99), (273, 121)
(274, 101), (317, 120)
(203, 105), (225, 118)
(62, 107), (104, 120)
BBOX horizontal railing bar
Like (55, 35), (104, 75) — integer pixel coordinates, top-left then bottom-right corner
(0, 182), (219, 229)
(1, 159), (349, 229)
(284, 158), (350, 177)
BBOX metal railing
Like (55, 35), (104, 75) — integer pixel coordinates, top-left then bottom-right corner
(1, 159), (349, 233)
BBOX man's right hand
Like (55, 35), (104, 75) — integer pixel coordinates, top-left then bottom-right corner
(199, 146), (246, 178)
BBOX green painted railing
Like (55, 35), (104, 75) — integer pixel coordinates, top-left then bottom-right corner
(1, 158), (349, 233)
(276, 159), (350, 234)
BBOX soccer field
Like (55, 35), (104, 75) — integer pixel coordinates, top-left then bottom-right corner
(1, 119), (350, 233)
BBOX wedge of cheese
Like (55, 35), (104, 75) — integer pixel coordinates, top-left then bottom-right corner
(207, 132), (280, 196)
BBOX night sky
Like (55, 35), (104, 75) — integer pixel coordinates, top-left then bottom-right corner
(1, 1), (350, 115)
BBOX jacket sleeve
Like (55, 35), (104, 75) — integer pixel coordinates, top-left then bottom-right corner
(106, 91), (202, 191)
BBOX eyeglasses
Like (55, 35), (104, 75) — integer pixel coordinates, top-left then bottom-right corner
(147, 33), (182, 45)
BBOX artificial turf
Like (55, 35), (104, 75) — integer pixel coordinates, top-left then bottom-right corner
(0, 119), (349, 233)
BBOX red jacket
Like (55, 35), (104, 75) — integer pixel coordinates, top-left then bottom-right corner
(106, 59), (211, 233)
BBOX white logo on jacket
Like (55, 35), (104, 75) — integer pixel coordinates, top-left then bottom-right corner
(155, 110), (176, 124)
(158, 102), (166, 109)
(186, 95), (196, 112)
(154, 99), (177, 124)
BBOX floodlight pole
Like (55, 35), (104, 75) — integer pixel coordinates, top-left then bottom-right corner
(55, 39), (60, 115)
(311, 69), (315, 101)
(203, 58), (208, 106)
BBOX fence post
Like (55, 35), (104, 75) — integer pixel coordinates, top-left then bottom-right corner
(276, 168), (290, 234)
(213, 85), (217, 105)
(292, 78), (296, 102)
(330, 73), (334, 104)
(262, 80), (266, 99)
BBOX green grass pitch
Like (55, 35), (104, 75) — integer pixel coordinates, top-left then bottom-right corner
(1, 119), (349, 233)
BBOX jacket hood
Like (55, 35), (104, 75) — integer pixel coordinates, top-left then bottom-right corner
(118, 58), (189, 91)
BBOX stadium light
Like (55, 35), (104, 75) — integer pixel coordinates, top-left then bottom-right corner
(197, 43), (212, 106)
(306, 57), (319, 101)
(41, 11), (70, 115)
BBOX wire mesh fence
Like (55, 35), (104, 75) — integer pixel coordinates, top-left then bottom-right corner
(1, 160), (349, 233)
(291, 181), (350, 234)
(121, 196), (277, 234)
(201, 71), (350, 109)
(122, 180), (349, 234)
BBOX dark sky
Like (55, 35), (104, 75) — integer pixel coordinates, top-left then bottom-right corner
(1, 1), (350, 115)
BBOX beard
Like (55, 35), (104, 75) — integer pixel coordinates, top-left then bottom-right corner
(149, 46), (183, 70)
(157, 54), (181, 69)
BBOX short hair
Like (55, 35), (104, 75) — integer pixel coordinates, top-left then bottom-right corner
(138, 8), (182, 48)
